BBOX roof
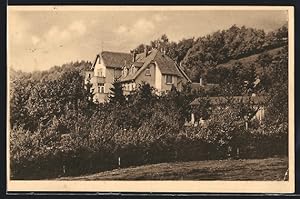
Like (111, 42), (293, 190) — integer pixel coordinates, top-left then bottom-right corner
(155, 51), (182, 76)
(120, 49), (191, 82)
(191, 83), (218, 90)
(190, 96), (267, 106)
(100, 51), (132, 69)
(133, 62), (144, 68)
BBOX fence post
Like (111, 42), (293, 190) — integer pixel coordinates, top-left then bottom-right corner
(118, 156), (121, 169)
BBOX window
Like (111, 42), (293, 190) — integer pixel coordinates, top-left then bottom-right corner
(97, 69), (103, 77)
(88, 73), (91, 78)
(98, 83), (104, 93)
(166, 75), (173, 84)
(145, 67), (151, 76)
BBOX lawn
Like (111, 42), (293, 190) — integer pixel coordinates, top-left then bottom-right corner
(57, 157), (288, 181)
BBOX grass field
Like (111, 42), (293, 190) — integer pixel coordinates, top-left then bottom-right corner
(57, 157), (288, 181)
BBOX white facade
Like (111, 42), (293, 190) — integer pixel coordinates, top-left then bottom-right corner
(155, 63), (162, 92)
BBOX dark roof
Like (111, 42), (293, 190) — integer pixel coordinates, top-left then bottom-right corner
(133, 62), (144, 68)
(155, 51), (182, 76)
(120, 49), (159, 82)
(190, 96), (267, 106)
(120, 49), (191, 82)
(101, 51), (132, 69)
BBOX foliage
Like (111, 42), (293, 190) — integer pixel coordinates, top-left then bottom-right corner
(109, 80), (126, 105)
(133, 25), (287, 82)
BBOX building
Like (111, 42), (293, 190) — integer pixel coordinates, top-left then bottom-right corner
(85, 51), (133, 103)
(119, 48), (191, 95)
(188, 95), (267, 127)
(85, 47), (191, 102)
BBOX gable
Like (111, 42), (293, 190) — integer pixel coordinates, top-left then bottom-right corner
(135, 63), (156, 86)
(117, 49), (191, 83)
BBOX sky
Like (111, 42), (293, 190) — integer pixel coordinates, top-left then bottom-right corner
(8, 7), (289, 72)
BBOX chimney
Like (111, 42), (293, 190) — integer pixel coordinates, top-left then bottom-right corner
(144, 44), (149, 57)
(155, 40), (159, 49)
(131, 50), (136, 62)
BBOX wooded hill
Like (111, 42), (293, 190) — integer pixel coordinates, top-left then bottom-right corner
(134, 24), (288, 82)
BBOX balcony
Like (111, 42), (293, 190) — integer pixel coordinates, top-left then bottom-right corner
(92, 76), (105, 84)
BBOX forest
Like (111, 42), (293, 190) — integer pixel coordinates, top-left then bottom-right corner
(10, 24), (288, 179)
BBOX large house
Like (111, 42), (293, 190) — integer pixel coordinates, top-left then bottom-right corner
(85, 47), (191, 103)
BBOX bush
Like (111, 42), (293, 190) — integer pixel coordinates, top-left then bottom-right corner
(10, 80), (288, 179)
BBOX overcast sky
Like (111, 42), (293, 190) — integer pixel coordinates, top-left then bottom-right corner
(8, 7), (289, 72)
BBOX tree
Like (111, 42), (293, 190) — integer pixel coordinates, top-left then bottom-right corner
(109, 80), (126, 104)
(203, 105), (244, 157)
(217, 62), (244, 96)
(133, 82), (156, 104)
(239, 63), (257, 95)
(257, 52), (272, 74)
(265, 47), (288, 125)
(176, 38), (194, 63)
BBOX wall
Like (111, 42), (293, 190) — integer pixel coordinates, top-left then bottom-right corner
(123, 82), (136, 95)
(161, 74), (178, 92)
(135, 63), (156, 88)
(155, 65), (162, 92)
(90, 54), (122, 103)
(93, 55), (106, 77)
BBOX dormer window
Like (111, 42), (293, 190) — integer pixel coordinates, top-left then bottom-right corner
(145, 67), (151, 76)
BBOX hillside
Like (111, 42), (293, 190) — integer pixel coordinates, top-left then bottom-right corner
(217, 46), (285, 70)
(57, 157), (288, 181)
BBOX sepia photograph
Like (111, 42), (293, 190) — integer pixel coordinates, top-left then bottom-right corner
(7, 6), (294, 192)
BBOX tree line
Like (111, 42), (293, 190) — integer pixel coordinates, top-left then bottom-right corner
(134, 24), (288, 81)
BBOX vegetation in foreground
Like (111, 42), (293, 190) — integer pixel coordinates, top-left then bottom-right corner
(57, 157), (288, 181)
